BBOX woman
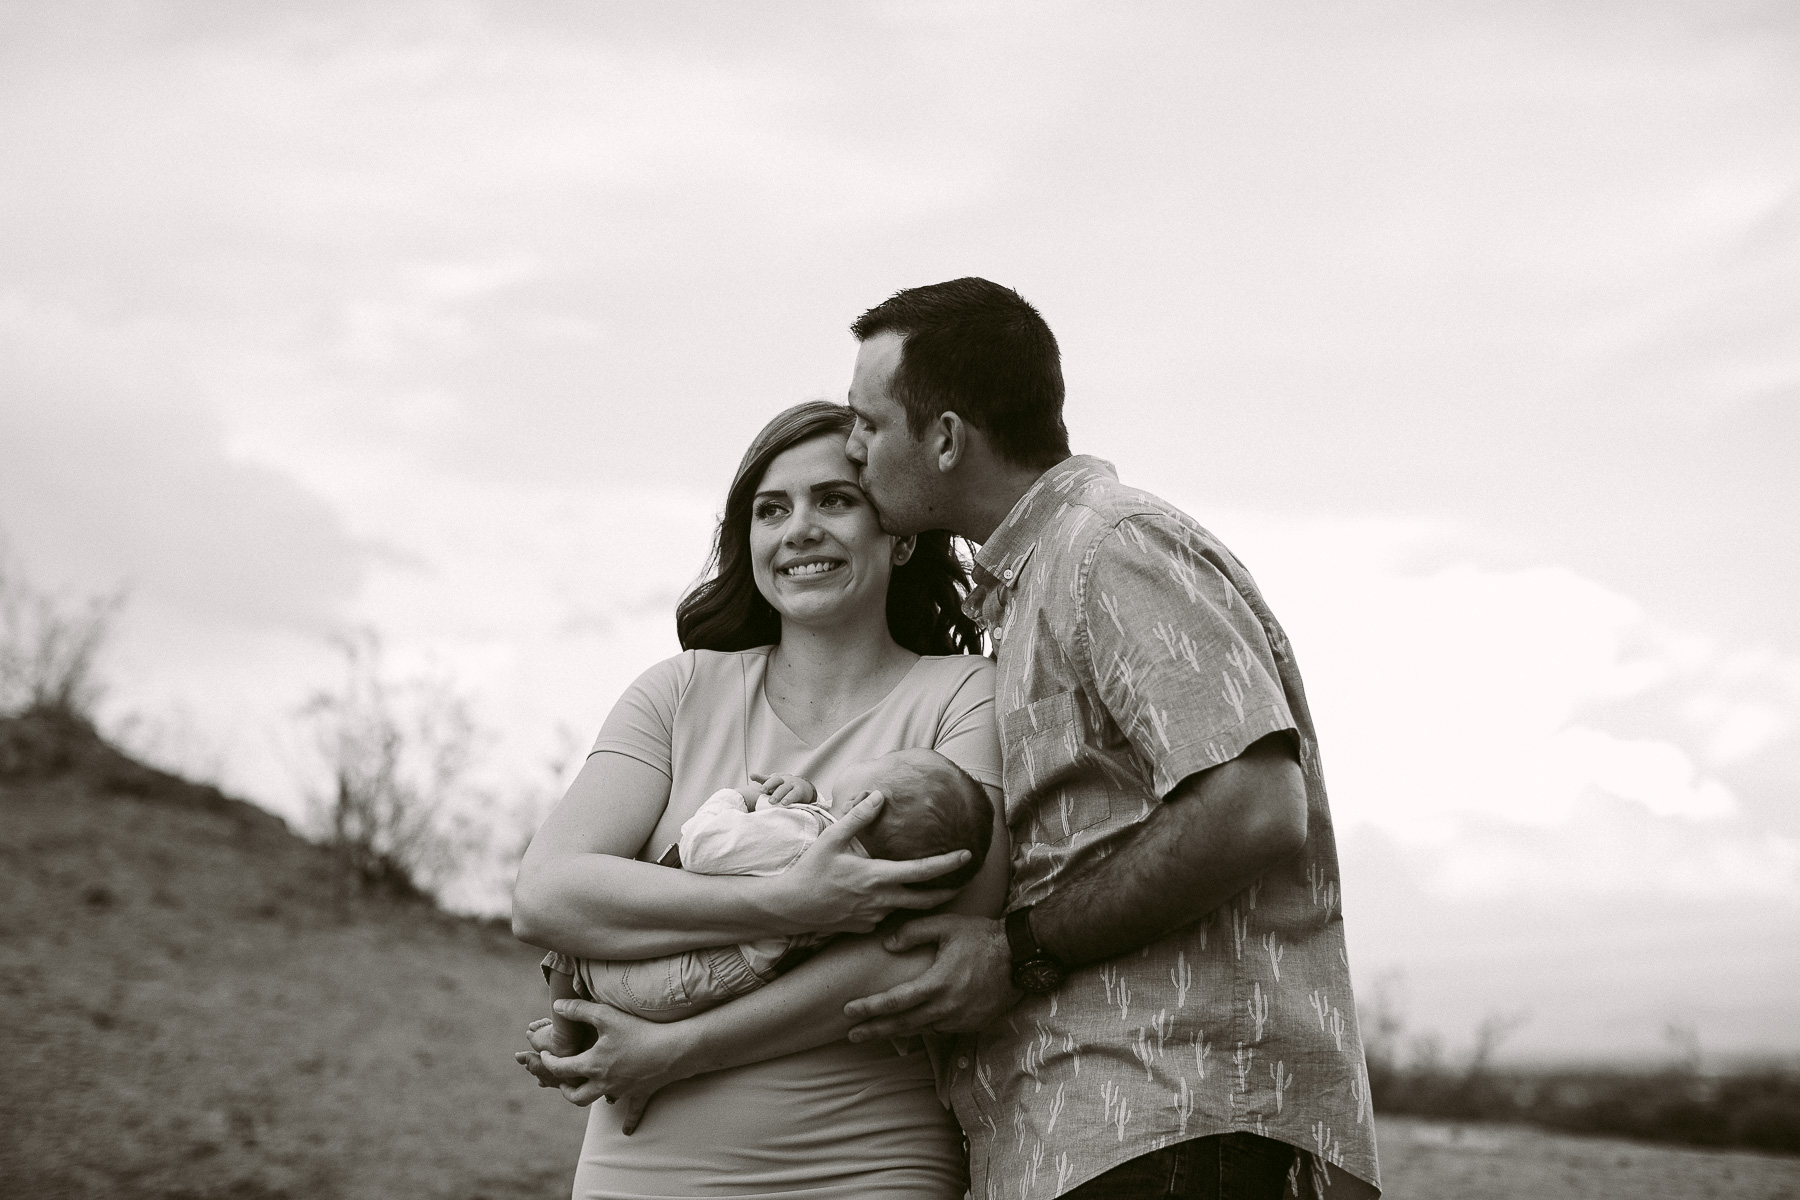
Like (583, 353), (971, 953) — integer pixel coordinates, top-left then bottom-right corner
(512, 401), (1006, 1199)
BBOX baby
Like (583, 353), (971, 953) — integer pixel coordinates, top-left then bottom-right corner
(540, 747), (992, 1054)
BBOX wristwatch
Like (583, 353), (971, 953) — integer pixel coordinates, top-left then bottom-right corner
(1004, 906), (1065, 995)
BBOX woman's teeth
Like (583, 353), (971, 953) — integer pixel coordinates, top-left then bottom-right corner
(781, 561), (840, 577)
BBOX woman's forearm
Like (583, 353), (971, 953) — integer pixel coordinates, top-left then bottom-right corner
(515, 793), (975, 961)
(513, 851), (797, 960)
(668, 934), (932, 1077)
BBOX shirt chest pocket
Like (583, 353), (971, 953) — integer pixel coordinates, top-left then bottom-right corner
(1001, 690), (1112, 840)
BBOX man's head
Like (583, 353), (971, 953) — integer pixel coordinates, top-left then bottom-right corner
(845, 277), (1068, 536)
(831, 747), (993, 890)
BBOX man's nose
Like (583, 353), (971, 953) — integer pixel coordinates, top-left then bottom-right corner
(844, 429), (866, 464)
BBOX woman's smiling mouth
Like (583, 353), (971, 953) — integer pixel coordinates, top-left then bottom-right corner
(779, 558), (844, 578)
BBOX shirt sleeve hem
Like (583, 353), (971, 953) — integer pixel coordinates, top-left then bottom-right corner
(959, 764), (1003, 789)
(1150, 703), (1295, 798)
(584, 744), (674, 779)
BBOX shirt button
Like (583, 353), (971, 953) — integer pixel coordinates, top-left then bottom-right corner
(1003, 567), (1014, 580)
(992, 628), (1004, 643)
(958, 1057), (970, 1070)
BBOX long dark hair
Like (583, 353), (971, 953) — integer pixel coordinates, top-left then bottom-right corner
(676, 401), (982, 656)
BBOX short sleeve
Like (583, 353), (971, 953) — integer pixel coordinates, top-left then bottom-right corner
(1080, 515), (1295, 796)
(932, 658), (1002, 789)
(589, 653), (691, 779)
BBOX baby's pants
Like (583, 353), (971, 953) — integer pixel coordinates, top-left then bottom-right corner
(541, 944), (769, 1022)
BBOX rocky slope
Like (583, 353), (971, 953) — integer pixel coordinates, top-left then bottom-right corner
(0, 710), (585, 1200)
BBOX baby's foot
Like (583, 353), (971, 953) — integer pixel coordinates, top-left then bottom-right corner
(529, 1018), (588, 1059)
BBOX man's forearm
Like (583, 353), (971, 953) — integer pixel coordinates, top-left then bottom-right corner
(1029, 738), (1307, 969)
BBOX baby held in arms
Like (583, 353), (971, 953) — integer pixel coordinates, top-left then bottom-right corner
(539, 747), (993, 1054)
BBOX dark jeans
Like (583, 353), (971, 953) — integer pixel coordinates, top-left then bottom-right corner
(1061, 1132), (1297, 1200)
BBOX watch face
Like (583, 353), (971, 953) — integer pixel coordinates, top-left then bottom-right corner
(1016, 957), (1062, 995)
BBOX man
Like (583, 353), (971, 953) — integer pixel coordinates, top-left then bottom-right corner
(840, 278), (1381, 1199)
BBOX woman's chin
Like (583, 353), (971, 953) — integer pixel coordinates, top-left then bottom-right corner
(775, 592), (875, 630)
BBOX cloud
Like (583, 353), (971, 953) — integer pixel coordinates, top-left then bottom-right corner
(2, 0), (1794, 1055)
(0, 295), (368, 630)
(1197, 506), (1799, 903)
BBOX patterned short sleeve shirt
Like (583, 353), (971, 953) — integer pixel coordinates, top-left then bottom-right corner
(950, 457), (1380, 1199)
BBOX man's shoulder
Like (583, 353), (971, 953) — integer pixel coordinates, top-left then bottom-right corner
(1041, 471), (1211, 564)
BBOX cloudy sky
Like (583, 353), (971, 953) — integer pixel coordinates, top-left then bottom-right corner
(3, 1), (1795, 1063)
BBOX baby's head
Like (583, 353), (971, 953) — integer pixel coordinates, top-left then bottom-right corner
(831, 748), (993, 890)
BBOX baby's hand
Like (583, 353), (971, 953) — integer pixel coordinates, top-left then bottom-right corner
(750, 773), (816, 808)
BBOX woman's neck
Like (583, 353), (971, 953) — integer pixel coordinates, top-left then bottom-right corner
(764, 617), (918, 744)
(770, 617), (913, 691)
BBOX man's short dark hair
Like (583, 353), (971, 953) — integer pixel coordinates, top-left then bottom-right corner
(851, 277), (1070, 470)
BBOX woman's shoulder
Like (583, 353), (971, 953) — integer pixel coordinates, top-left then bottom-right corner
(608, 647), (771, 730)
(636, 646), (772, 691)
(906, 653), (996, 701)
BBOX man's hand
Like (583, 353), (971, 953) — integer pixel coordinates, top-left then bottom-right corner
(530, 999), (690, 1135)
(767, 792), (971, 934)
(843, 913), (1020, 1042)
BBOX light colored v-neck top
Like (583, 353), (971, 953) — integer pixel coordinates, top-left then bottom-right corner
(571, 647), (1000, 1200)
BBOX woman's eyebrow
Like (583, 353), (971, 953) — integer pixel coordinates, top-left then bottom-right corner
(811, 479), (863, 494)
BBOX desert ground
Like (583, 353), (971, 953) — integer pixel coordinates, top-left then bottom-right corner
(3, 711), (1796, 1199)
(1379, 1117), (1798, 1199)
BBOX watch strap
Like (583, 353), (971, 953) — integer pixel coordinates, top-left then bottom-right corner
(1004, 906), (1040, 966)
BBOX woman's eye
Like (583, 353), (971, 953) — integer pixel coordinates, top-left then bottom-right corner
(754, 502), (786, 521)
(821, 492), (855, 508)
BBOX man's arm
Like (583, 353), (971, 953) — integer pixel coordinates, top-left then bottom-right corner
(845, 732), (1306, 1040)
(1033, 731), (1305, 964)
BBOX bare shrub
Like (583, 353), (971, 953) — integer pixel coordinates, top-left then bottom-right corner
(300, 630), (489, 900)
(0, 550), (124, 719)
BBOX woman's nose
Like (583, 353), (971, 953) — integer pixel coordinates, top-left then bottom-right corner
(783, 505), (823, 545)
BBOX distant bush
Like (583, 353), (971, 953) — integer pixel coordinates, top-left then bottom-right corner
(0, 551), (123, 720)
(1361, 975), (1800, 1155)
(300, 630), (489, 901)
(1372, 1062), (1800, 1155)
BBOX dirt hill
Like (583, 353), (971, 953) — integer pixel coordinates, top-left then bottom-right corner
(0, 710), (586, 1200)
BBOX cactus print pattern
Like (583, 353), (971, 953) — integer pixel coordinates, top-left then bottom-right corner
(948, 457), (1381, 1199)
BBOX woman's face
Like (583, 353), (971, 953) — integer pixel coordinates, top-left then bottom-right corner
(748, 433), (902, 634)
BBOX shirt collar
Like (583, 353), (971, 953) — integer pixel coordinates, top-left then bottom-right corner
(971, 455), (1118, 591)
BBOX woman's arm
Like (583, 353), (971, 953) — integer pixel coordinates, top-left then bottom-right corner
(512, 752), (973, 960)
(533, 787), (1011, 1124)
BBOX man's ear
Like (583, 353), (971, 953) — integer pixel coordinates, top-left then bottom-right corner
(892, 535), (916, 566)
(935, 411), (968, 474)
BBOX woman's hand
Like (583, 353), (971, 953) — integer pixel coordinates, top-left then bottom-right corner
(532, 999), (690, 1135)
(765, 791), (971, 933)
